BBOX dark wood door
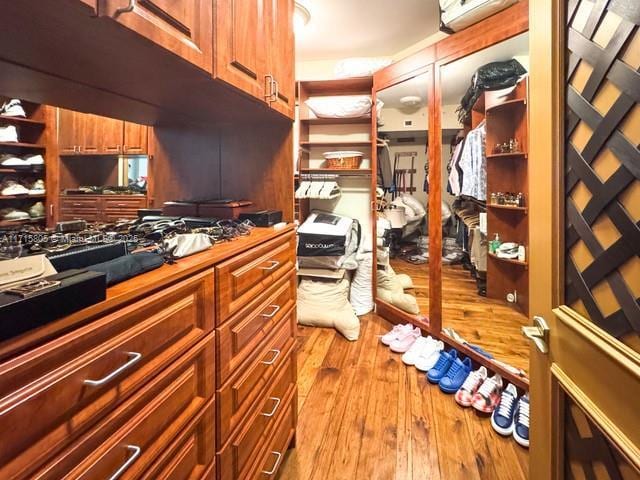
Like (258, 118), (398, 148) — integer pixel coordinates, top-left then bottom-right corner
(267, 0), (294, 119)
(88, 114), (122, 154)
(123, 122), (147, 154)
(215, 0), (268, 102)
(98, 0), (213, 74)
(57, 108), (82, 155)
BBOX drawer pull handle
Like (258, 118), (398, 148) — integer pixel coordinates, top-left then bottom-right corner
(84, 351), (142, 387)
(261, 305), (281, 319)
(261, 397), (281, 417)
(260, 349), (281, 366)
(108, 445), (141, 480)
(258, 260), (280, 271)
(262, 451), (283, 475)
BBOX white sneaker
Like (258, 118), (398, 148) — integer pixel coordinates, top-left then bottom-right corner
(414, 340), (445, 371)
(381, 323), (413, 346)
(0, 99), (26, 118)
(1, 180), (29, 196)
(24, 154), (44, 165)
(390, 327), (422, 353)
(402, 336), (435, 366)
(0, 154), (27, 166)
(2, 208), (30, 221)
(29, 202), (45, 218)
(28, 179), (45, 195)
(0, 125), (19, 142)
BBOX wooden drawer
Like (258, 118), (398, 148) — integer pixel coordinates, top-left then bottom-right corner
(217, 308), (296, 445)
(0, 270), (214, 480)
(217, 272), (296, 385)
(218, 355), (296, 480)
(59, 210), (100, 222)
(215, 232), (296, 322)
(140, 400), (215, 480)
(36, 336), (214, 480)
(60, 196), (99, 210)
(102, 196), (147, 210)
(256, 394), (297, 480)
(103, 209), (140, 222)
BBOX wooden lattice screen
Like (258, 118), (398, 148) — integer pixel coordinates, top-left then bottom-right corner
(565, 0), (640, 349)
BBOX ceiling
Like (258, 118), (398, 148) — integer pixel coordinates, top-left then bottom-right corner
(295, 0), (441, 61)
(377, 73), (430, 109)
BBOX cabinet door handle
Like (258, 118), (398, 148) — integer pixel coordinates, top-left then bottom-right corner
(258, 260), (280, 271)
(260, 349), (281, 366)
(261, 304), (281, 319)
(83, 351), (142, 386)
(108, 445), (141, 480)
(262, 451), (283, 476)
(261, 397), (281, 417)
(113, 0), (136, 17)
(264, 74), (274, 101)
(272, 80), (279, 102)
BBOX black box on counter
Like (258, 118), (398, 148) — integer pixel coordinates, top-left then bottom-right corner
(238, 210), (283, 227)
(0, 269), (106, 341)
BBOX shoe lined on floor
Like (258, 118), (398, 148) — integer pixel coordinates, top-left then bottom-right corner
(414, 339), (445, 372)
(390, 327), (421, 353)
(0, 125), (19, 142)
(455, 366), (488, 406)
(513, 394), (530, 448)
(381, 323), (413, 346)
(439, 356), (473, 394)
(24, 154), (44, 165)
(401, 336), (434, 365)
(0, 99), (26, 118)
(427, 349), (457, 383)
(28, 202), (45, 218)
(491, 383), (518, 435)
(472, 374), (503, 413)
(1, 179), (29, 196)
(28, 179), (45, 194)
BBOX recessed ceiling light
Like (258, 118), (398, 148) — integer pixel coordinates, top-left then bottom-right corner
(294, 2), (311, 33)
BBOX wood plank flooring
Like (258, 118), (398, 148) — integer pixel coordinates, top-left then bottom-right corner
(278, 314), (529, 480)
(390, 259), (530, 373)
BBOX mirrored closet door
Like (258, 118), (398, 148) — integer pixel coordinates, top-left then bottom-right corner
(375, 72), (430, 321)
(438, 32), (531, 374)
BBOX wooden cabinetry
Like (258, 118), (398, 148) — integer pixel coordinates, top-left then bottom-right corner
(266, 0), (295, 118)
(60, 194), (147, 222)
(97, 0), (213, 74)
(123, 121), (148, 154)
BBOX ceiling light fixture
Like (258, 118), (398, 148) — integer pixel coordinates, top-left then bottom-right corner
(400, 95), (422, 107)
(294, 1), (311, 33)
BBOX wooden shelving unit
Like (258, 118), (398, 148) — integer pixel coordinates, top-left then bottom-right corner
(487, 204), (527, 213)
(488, 252), (528, 268)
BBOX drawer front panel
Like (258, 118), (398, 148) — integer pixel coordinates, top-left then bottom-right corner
(37, 336), (214, 480)
(217, 272), (295, 384)
(60, 196), (99, 210)
(216, 232), (296, 322)
(0, 270), (214, 480)
(59, 210), (100, 222)
(102, 197), (147, 209)
(218, 356), (296, 480)
(256, 396), (297, 480)
(102, 209), (140, 222)
(217, 309), (295, 444)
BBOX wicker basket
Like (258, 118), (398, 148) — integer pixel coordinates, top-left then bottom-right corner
(323, 151), (364, 169)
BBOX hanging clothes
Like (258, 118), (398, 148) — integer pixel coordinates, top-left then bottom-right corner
(377, 145), (393, 189)
(447, 138), (465, 196)
(458, 120), (487, 201)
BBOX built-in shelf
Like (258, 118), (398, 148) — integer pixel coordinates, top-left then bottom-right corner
(486, 98), (526, 114)
(0, 194), (46, 200)
(299, 168), (372, 175)
(0, 116), (46, 127)
(299, 77), (373, 95)
(488, 252), (528, 268)
(300, 116), (371, 125)
(0, 166), (45, 174)
(486, 152), (527, 159)
(300, 140), (372, 148)
(0, 142), (46, 150)
(0, 216), (45, 227)
(487, 204), (527, 213)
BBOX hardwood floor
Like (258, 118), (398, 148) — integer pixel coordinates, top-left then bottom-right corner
(278, 314), (529, 480)
(390, 259), (530, 373)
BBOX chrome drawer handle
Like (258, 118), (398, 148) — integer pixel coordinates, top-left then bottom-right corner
(108, 445), (141, 480)
(258, 260), (280, 271)
(113, 0), (136, 17)
(262, 451), (283, 475)
(84, 352), (142, 387)
(261, 305), (281, 319)
(261, 397), (281, 417)
(260, 349), (281, 366)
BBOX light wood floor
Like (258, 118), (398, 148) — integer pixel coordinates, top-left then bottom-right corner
(278, 314), (529, 480)
(390, 259), (530, 373)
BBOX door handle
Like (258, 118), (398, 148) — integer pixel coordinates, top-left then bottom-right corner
(522, 316), (550, 354)
(272, 79), (279, 102)
(264, 74), (274, 101)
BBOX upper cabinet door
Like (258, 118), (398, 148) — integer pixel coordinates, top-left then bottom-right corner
(98, 0), (213, 74)
(98, 115), (124, 154)
(58, 109), (82, 155)
(267, 0), (294, 119)
(215, 0), (268, 102)
(123, 122), (148, 154)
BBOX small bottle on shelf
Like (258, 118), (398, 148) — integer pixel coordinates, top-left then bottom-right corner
(490, 192), (497, 205)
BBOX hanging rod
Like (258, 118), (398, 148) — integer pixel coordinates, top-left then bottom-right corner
(299, 173), (371, 180)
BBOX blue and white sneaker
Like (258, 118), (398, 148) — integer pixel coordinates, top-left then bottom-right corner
(491, 383), (518, 435)
(427, 349), (457, 384)
(439, 356), (472, 394)
(513, 394), (530, 448)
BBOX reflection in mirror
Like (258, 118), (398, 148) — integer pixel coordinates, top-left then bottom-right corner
(376, 73), (429, 319)
(439, 32), (530, 375)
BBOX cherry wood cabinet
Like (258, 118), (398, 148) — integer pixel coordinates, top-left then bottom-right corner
(97, 0), (213, 74)
(123, 121), (148, 154)
(266, 0), (295, 118)
(57, 108), (84, 155)
(60, 194), (147, 222)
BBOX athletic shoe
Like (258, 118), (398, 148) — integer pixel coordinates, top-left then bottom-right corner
(439, 356), (473, 394)
(28, 179), (45, 195)
(496, 242), (520, 259)
(381, 323), (413, 346)
(455, 366), (488, 407)
(1, 208), (30, 221)
(0, 154), (27, 166)
(0, 125), (19, 142)
(513, 394), (530, 448)
(0, 99), (26, 117)
(24, 154), (45, 165)
(401, 336), (434, 366)
(390, 327), (421, 353)
(472, 374), (503, 413)
(491, 383), (518, 435)
(28, 202), (45, 218)
(414, 340), (445, 372)
(427, 349), (457, 384)
(1, 179), (29, 196)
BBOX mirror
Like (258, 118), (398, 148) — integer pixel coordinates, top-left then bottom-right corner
(439, 32), (530, 374)
(375, 72), (429, 319)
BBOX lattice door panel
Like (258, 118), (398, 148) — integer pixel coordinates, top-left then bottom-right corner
(565, 0), (640, 350)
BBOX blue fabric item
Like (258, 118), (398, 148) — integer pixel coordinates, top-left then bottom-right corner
(439, 356), (473, 393)
(468, 343), (494, 359)
(491, 388), (518, 435)
(427, 349), (457, 383)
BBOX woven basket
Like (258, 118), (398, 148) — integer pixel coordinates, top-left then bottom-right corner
(323, 151), (363, 169)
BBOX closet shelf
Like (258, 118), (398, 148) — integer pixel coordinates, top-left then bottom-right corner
(0, 166), (45, 174)
(488, 252), (528, 268)
(299, 168), (372, 175)
(486, 152), (527, 159)
(0, 194), (46, 200)
(487, 204), (527, 213)
(299, 77), (373, 95)
(0, 116), (46, 127)
(300, 140), (372, 148)
(0, 216), (45, 227)
(300, 116), (371, 125)
(485, 98), (526, 114)
(0, 142), (46, 150)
